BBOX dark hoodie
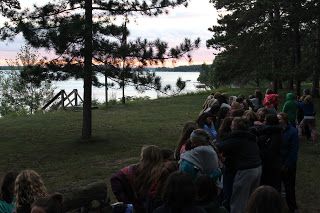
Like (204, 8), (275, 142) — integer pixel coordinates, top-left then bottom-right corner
(282, 93), (297, 124)
(217, 130), (261, 171)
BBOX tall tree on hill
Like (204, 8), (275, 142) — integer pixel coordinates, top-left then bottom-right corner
(283, 0), (310, 96)
(207, 0), (288, 91)
(0, 0), (199, 139)
(305, 0), (320, 97)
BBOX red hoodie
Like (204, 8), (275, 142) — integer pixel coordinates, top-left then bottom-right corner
(263, 93), (279, 109)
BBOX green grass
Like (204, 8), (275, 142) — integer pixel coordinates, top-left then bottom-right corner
(0, 88), (319, 212)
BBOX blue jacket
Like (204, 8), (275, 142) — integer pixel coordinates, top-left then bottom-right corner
(298, 102), (315, 117)
(203, 124), (218, 140)
(281, 125), (299, 168)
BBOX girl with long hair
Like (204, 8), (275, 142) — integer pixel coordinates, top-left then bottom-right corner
(111, 145), (163, 213)
(175, 122), (197, 160)
(15, 170), (48, 213)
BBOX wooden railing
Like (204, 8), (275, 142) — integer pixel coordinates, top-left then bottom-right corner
(42, 89), (83, 110)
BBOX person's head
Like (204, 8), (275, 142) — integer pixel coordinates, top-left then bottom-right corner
(257, 108), (268, 122)
(230, 109), (245, 117)
(190, 129), (210, 147)
(0, 171), (18, 203)
(219, 93), (229, 105)
(303, 88), (310, 96)
(236, 95), (245, 103)
(31, 193), (63, 213)
(243, 110), (258, 126)
(175, 122), (197, 160)
(285, 93), (295, 101)
(196, 112), (215, 128)
(264, 113), (279, 126)
(231, 117), (249, 131)
(246, 185), (282, 213)
(231, 101), (241, 110)
(140, 145), (162, 167)
(213, 92), (221, 99)
(265, 89), (273, 95)
(218, 117), (233, 137)
(15, 170), (47, 208)
(162, 172), (196, 209)
(135, 145), (162, 197)
(195, 175), (218, 203)
(304, 95), (313, 104)
(277, 112), (288, 128)
(180, 122), (197, 141)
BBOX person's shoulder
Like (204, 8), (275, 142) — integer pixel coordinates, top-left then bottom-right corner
(0, 199), (14, 210)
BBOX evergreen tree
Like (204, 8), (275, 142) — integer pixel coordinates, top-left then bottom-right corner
(207, 0), (316, 94)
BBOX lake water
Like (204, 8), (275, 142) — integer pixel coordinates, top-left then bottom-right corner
(53, 71), (202, 102)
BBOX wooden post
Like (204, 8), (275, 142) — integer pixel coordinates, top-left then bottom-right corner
(61, 90), (65, 109)
(74, 89), (78, 106)
(105, 72), (108, 107)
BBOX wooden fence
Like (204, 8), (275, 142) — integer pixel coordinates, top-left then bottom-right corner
(42, 89), (83, 110)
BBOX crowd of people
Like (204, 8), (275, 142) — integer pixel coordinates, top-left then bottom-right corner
(110, 88), (317, 213)
(0, 89), (317, 213)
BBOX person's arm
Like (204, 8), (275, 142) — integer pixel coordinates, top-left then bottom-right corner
(282, 102), (288, 113)
(110, 169), (133, 203)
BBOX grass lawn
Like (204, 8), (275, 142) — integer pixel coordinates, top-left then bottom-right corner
(0, 88), (319, 212)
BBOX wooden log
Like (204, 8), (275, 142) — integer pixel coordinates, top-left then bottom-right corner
(61, 182), (111, 212)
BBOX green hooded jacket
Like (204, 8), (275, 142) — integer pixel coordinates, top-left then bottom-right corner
(282, 93), (297, 124)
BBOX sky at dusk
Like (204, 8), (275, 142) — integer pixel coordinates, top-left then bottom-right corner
(0, 0), (219, 66)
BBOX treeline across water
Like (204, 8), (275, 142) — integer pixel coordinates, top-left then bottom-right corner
(0, 65), (204, 72)
(0, 66), (21, 70)
(151, 64), (203, 72)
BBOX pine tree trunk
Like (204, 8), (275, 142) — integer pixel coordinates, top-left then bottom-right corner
(278, 80), (283, 89)
(296, 80), (301, 97)
(122, 74), (125, 104)
(289, 79), (294, 90)
(273, 79), (278, 93)
(270, 4), (282, 94)
(82, 0), (93, 139)
(293, 22), (301, 97)
(312, 71), (319, 97)
(256, 78), (260, 88)
(105, 71), (108, 107)
(314, 17), (320, 98)
(121, 22), (127, 105)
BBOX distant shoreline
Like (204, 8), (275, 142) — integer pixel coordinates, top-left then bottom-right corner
(0, 64), (204, 72)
